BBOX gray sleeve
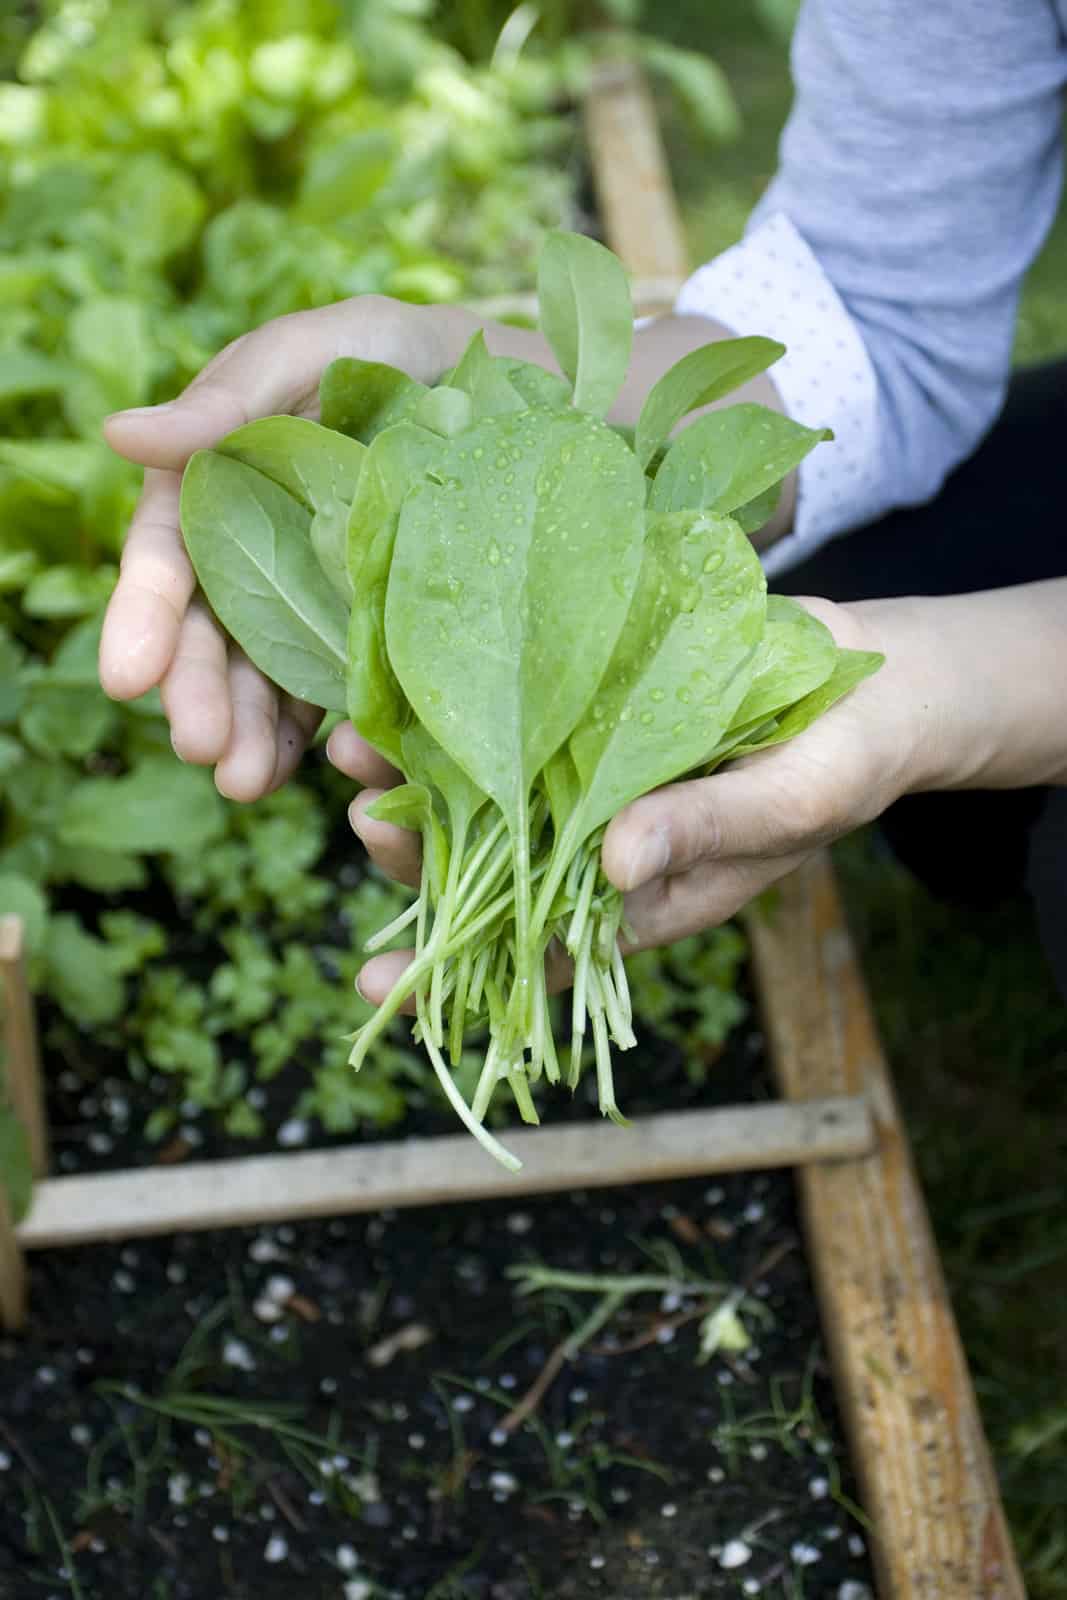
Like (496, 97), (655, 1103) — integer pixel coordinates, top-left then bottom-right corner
(752, 0), (1067, 518)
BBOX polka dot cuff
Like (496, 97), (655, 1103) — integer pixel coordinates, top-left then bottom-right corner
(675, 212), (880, 578)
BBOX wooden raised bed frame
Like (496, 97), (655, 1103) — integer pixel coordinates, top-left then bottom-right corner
(0, 63), (1022, 1600)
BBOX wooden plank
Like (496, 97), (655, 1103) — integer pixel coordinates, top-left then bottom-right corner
(583, 60), (689, 305)
(0, 915), (49, 1178)
(0, 1177), (26, 1332)
(748, 854), (1024, 1600)
(17, 1097), (872, 1249)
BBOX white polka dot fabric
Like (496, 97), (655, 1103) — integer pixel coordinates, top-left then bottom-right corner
(675, 212), (880, 578)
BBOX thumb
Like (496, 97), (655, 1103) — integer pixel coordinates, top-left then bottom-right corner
(602, 765), (800, 892)
(102, 299), (459, 471)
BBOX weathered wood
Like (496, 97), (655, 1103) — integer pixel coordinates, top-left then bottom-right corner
(17, 1097), (871, 1249)
(583, 59), (689, 305)
(748, 854), (1024, 1600)
(0, 915), (49, 1177)
(0, 1177), (26, 1332)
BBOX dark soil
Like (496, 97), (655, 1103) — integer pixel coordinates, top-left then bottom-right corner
(1, 1173), (873, 1599)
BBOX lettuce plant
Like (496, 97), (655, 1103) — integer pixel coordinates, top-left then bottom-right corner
(182, 230), (882, 1168)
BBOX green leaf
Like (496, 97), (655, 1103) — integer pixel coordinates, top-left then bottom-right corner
(650, 403), (831, 517)
(0, 440), (104, 496)
(0, 1107), (32, 1226)
(58, 759), (226, 856)
(215, 415), (365, 604)
(365, 783), (433, 831)
(0, 347), (72, 403)
(319, 357), (427, 443)
(50, 846), (149, 894)
(496, 358), (572, 410)
(215, 416), (366, 514)
(67, 294), (156, 417)
(446, 332), (526, 419)
(21, 563), (117, 619)
(638, 40), (741, 143)
(567, 511), (766, 835)
(0, 628), (26, 723)
(537, 230), (634, 417)
(387, 408), (646, 810)
(414, 385), (475, 437)
(44, 913), (125, 1026)
(634, 339), (785, 470)
(722, 649), (885, 762)
(19, 681), (116, 759)
(345, 421), (444, 764)
(0, 873), (48, 955)
(181, 449), (350, 712)
(727, 594), (838, 731)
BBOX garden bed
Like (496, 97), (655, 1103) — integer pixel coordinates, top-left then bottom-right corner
(3, 1173), (875, 1599)
(0, 52), (1023, 1600)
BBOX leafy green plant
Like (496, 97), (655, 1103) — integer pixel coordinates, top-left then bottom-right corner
(183, 229), (882, 1166)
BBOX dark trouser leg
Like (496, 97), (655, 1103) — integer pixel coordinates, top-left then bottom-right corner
(775, 361), (1067, 996)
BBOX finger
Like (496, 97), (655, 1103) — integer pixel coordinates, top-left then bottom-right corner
(356, 948), (417, 1009)
(602, 756), (828, 893)
(348, 790), (422, 889)
(215, 651), (281, 802)
(99, 469), (193, 700)
(619, 851), (808, 950)
(160, 599), (232, 764)
(102, 299), (453, 471)
(326, 721), (403, 788)
(269, 695), (323, 792)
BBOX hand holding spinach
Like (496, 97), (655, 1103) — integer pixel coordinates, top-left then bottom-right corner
(178, 231), (880, 1167)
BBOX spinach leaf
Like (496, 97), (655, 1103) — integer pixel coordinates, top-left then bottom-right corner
(319, 357), (428, 442)
(649, 403), (831, 517)
(721, 648), (885, 762)
(537, 230), (633, 417)
(414, 385), (475, 437)
(634, 339), (784, 470)
(567, 510), (766, 836)
(495, 357), (572, 410)
(386, 407), (646, 1005)
(727, 594), (837, 731)
(446, 331), (526, 418)
(216, 415), (365, 601)
(386, 409), (646, 809)
(182, 449), (350, 712)
(345, 421), (444, 764)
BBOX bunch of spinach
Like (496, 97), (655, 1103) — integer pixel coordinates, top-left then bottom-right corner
(182, 229), (882, 1169)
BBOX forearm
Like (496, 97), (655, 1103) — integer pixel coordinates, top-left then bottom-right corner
(862, 580), (1067, 792)
(437, 306), (795, 546)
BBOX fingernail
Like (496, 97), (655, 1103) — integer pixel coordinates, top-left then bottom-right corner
(106, 402), (176, 422)
(625, 826), (670, 890)
(355, 970), (369, 1000)
(170, 732), (186, 764)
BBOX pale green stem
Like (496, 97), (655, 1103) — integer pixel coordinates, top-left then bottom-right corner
(421, 1027), (521, 1171)
(362, 894), (420, 954)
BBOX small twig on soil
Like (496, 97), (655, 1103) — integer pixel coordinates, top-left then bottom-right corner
(265, 1475), (307, 1532)
(147, 1525), (180, 1561)
(0, 1417), (42, 1479)
(742, 1236), (797, 1292)
(499, 1341), (570, 1436)
(588, 1299), (714, 1356)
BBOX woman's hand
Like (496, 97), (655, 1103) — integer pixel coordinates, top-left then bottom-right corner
(332, 595), (938, 1005)
(98, 295), (492, 800)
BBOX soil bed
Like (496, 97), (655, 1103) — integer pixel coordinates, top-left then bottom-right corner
(2, 1172), (873, 1599)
